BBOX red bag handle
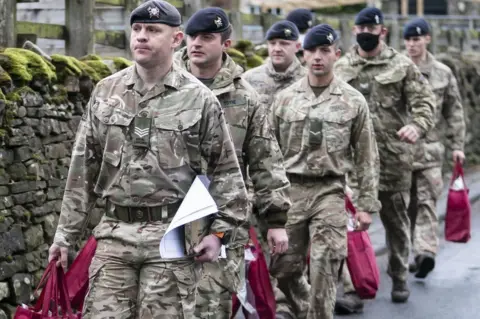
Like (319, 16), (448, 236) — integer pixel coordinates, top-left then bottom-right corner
(33, 259), (74, 317)
(345, 196), (356, 217)
(248, 226), (261, 248)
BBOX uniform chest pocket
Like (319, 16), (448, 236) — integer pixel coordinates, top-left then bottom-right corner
(323, 112), (354, 153)
(276, 107), (307, 153)
(93, 102), (134, 167)
(153, 108), (202, 169)
(222, 100), (248, 158)
(374, 69), (406, 109)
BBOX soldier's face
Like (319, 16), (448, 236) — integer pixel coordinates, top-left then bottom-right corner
(130, 23), (183, 67)
(267, 39), (300, 70)
(186, 33), (231, 67)
(303, 45), (341, 77)
(404, 35), (430, 59)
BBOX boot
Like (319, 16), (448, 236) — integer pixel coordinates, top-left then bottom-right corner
(414, 252), (435, 279)
(391, 280), (410, 303)
(409, 261), (417, 273)
(335, 292), (364, 314)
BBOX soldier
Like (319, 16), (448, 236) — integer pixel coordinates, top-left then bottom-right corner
(286, 8), (314, 65)
(334, 7), (435, 307)
(403, 18), (466, 278)
(174, 7), (292, 318)
(243, 20), (306, 106)
(269, 24), (380, 319)
(47, 1), (249, 318)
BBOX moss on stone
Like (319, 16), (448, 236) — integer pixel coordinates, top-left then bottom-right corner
(79, 54), (102, 61)
(70, 59), (101, 82)
(112, 57), (133, 71)
(0, 89), (5, 102)
(255, 47), (268, 58)
(0, 65), (12, 88)
(246, 54), (264, 69)
(0, 52), (32, 86)
(48, 85), (69, 105)
(6, 86), (36, 103)
(84, 60), (112, 79)
(227, 48), (247, 69)
(234, 40), (254, 53)
(4, 48), (57, 83)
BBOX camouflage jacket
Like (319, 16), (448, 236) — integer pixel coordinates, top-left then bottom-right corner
(243, 57), (306, 105)
(412, 52), (466, 170)
(334, 43), (436, 191)
(174, 49), (291, 229)
(53, 64), (248, 252)
(270, 76), (381, 214)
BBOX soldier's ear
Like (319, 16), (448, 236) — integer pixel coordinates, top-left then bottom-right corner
(223, 39), (232, 50)
(172, 29), (184, 48)
(425, 35), (432, 45)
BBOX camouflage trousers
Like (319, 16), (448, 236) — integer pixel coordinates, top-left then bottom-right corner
(82, 222), (200, 319)
(270, 182), (347, 319)
(408, 166), (443, 257)
(194, 247), (245, 319)
(378, 190), (411, 283)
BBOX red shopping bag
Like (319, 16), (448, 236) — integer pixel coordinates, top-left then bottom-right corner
(231, 227), (276, 319)
(14, 260), (78, 319)
(345, 197), (380, 299)
(445, 162), (471, 243)
(65, 236), (97, 310)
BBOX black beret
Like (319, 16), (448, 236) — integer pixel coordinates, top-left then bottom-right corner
(355, 7), (384, 25)
(286, 9), (313, 32)
(266, 21), (299, 41)
(185, 7), (230, 36)
(130, 0), (181, 26)
(303, 24), (338, 50)
(403, 18), (430, 38)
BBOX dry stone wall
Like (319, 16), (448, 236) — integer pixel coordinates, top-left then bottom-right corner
(0, 44), (478, 318)
(0, 45), (132, 318)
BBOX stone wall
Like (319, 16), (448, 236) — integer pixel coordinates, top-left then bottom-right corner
(0, 45), (131, 318)
(0, 44), (479, 318)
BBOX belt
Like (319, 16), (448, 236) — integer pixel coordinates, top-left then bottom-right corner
(105, 200), (181, 223)
(287, 174), (341, 184)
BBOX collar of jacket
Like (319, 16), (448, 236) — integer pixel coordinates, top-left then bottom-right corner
(348, 42), (396, 67)
(265, 56), (303, 81)
(175, 47), (243, 95)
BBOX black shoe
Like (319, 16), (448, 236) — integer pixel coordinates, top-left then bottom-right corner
(335, 292), (364, 315)
(409, 261), (418, 273)
(415, 253), (435, 279)
(391, 280), (410, 303)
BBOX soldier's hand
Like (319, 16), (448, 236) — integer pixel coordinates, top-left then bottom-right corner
(193, 234), (222, 262)
(453, 150), (465, 164)
(48, 243), (69, 270)
(267, 228), (288, 255)
(355, 212), (372, 231)
(397, 124), (419, 144)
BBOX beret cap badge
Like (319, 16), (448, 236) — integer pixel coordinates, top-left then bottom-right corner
(214, 16), (223, 28)
(416, 26), (421, 35)
(284, 28), (292, 37)
(327, 33), (334, 43)
(375, 15), (380, 24)
(148, 6), (160, 18)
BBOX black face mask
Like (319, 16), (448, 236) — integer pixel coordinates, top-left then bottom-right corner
(356, 32), (380, 52)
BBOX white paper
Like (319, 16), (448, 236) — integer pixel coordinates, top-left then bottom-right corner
(159, 175), (218, 258)
(244, 247), (255, 261)
(451, 176), (465, 191)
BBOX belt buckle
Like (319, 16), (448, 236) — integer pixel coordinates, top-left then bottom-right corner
(128, 207), (148, 222)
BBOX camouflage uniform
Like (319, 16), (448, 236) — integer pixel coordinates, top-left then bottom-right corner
(243, 57), (306, 106)
(52, 64), (249, 319)
(269, 76), (380, 319)
(408, 52), (465, 258)
(174, 49), (291, 318)
(334, 43), (435, 287)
